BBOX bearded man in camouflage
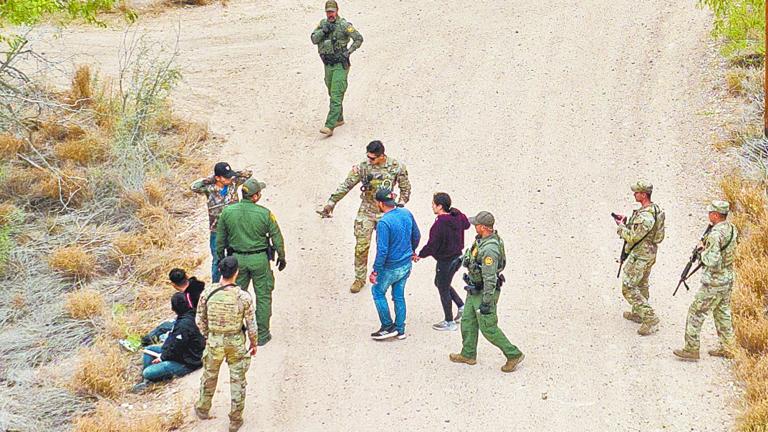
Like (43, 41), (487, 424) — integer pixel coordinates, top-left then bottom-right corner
(310, 0), (363, 136)
(673, 200), (738, 361)
(195, 257), (257, 432)
(613, 181), (665, 336)
(317, 140), (411, 293)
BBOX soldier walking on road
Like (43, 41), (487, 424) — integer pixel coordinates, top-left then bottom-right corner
(310, 0), (363, 136)
(317, 140), (411, 293)
(449, 211), (525, 373)
(216, 178), (286, 346)
(191, 162), (252, 283)
(673, 201), (738, 361)
(195, 257), (257, 432)
(613, 181), (665, 336)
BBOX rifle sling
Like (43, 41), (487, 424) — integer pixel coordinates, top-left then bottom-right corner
(623, 204), (659, 259)
(205, 283), (238, 302)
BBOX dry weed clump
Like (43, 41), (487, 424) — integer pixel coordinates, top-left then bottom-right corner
(54, 135), (109, 165)
(49, 245), (97, 279)
(720, 174), (767, 222)
(65, 288), (106, 320)
(137, 204), (178, 248)
(143, 178), (167, 206)
(135, 249), (203, 285)
(112, 232), (145, 257)
(725, 69), (748, 96)
(70, 65), (93, 109)
(0, 202), (19, 225)
(72, 399), (187, 432)
(71, 342), (130, 399)
(39, 166), (91, 206)
(0, 134), (26, 158)
(39, 121), (86, 144)
(0, 164), (37, 199)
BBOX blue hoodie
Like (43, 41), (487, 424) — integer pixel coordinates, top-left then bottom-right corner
(373, 207), (421, 273)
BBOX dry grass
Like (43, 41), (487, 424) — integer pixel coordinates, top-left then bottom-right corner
(71, 342), (130, 399)
(70, 65), (93, 109)
(49, 245), (97, 279)
(38, 121), (86, 144)
(65, 288), (106, 319)
(39, 166), (91, 206)
(725, 69), (748, 96)
(112, 232), (145, 257)
(0, 164), (37, 199)
(72, 399), (187, 432)
(135, 248), (203, 285)
(0, 202), (19, 225)
(54, 135), (109, 165)
(137, 204), (178, 248)
(720, 174), (767, 222)
(0, 134), (26, 158)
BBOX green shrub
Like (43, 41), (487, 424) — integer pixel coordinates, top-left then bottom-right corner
(700, 0), (765, 58)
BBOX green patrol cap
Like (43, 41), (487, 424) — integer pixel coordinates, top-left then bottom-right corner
(469, 211), (495, 227)
(630, 180), (653, 194)
(241, 178), (266, 197)
(707, 200), (730, 215)
(325, 0), (338, 11)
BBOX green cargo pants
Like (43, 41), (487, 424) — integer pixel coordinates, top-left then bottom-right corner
(460, 290), (523, 360)
(234, 252), (274, 343)
(324, 63), (348, 129)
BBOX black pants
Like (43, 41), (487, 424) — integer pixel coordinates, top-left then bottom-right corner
(435, 257), (464, 322)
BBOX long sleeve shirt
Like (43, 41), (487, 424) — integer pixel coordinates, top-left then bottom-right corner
(373, 207), (420, 273)
(418, 209), (470, 260)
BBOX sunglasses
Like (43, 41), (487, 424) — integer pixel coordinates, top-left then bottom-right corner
(367, 154), (380, 161)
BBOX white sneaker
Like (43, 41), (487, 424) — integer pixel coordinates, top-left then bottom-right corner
(432, 320), (458, 331)
(396, 331), (407, 340)
(454, 307), (464, 322)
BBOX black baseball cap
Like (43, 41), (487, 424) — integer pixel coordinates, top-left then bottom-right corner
(214, 162), (236, 179)
(375, 188), (397, 207)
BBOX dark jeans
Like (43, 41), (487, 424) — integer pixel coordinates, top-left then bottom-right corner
(141, 320), (174, 346)
(141, 345), (196, 382)
(435, 257), (464, 322)
(210, 232), (221, 283)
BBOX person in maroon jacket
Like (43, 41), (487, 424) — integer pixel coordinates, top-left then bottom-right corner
(414, 192), (470, 331)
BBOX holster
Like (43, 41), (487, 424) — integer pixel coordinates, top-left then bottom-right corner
(266, 243), (275, 262)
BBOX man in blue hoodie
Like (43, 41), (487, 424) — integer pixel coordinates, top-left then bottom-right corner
(369, 188), (420, 340)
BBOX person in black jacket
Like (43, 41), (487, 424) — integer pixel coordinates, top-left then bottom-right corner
(131, 292), (206, 393)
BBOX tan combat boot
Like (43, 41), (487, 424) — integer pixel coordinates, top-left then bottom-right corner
(194, 407), (209, 420)
(673, 348), (700, 361)
(229, 420), (243, 432)
(350, 279), (365, 293)
(449, 353), (477, 365)
(637, 317), (659, 336)
(622, 311), (642, 324)
(335, 120), (345, 127)
(501, 353), (525, 373)
(320, 126), (333, 136)
(707, 348), (734, 359)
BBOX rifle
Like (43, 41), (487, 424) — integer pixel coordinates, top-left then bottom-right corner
(673, 224), (713, 296)
(612, 212), (628, 278)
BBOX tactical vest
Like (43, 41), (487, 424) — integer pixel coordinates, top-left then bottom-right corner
(206, 288), (243, 335)
(317, 18), (352, 64)
(466, 234), (506, 284)
(358, 160), (402, 200)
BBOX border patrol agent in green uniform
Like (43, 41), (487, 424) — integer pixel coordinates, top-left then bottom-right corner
(216, 178), (286, 346)
(449, 211), (525, 373)
(673, 200), (738, 361)
(311, 0), (363, 136)
(195, 256), (257, 432)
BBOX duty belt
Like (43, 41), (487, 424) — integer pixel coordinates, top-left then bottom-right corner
(232, 248), (267, 255)
(212, 328), (245, 336)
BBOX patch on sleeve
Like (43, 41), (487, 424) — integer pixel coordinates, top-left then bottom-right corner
(347, 25), (356, 33)
(270, 212), (277, 223)
(484, 256), (494, 266)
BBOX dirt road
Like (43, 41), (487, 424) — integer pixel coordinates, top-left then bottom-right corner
(42, 1), (736, 430)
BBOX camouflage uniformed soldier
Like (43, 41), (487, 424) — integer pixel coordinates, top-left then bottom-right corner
(317, 140), (411, 293)
(449, 211), (525, 373)
(674, 200), (738, 361)
(310, 0), (363, 136)
(217, 178), (286, 346)
(613, 181), (665, 336)
(191, 162), (252, 282)
(195, 256), (257, 432)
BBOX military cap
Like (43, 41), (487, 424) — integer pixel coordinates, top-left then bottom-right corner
(469, 211), (495, 227)
(707, 200), (730, 215)
(217, 256), (239, 274)
(325, 0), (338, 11)
(375, 188), (397, 207)
(630, 180), (653, 194)
(241, 178), (266, 197)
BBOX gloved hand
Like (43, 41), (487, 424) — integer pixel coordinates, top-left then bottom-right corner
(277, 258), (286, 271)
(479, 303), (492, 315)
(316, 204), (334, 218)
(322, 21), (334, 34)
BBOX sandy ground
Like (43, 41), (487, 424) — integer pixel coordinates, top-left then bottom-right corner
(38, 1), (739, 430)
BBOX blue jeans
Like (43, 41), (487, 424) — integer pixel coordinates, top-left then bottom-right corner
(141, 320), (174, 346)
(142, 345), (195, 382)
(371, 263), (412, 334)
(210, 232), (221, 283)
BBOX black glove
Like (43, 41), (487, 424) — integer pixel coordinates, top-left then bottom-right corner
(479, 303), (492, 315)
(277, 258), (286, 271)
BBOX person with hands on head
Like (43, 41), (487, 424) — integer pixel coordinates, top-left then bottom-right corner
(216, 178), (285, 347)
(449, 211), (524, 373)
(310, 0), (363, 136)
(191, 162), (253, 283)
(613, 180), (665, 336)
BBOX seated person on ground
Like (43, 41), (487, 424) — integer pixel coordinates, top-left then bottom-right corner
(132, 292), (206, 392)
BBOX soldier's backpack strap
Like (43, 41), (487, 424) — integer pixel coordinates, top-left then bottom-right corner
(625, 205), (658, 256)
(206, 283), (238, 302)
(721, 225), (735, 251)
